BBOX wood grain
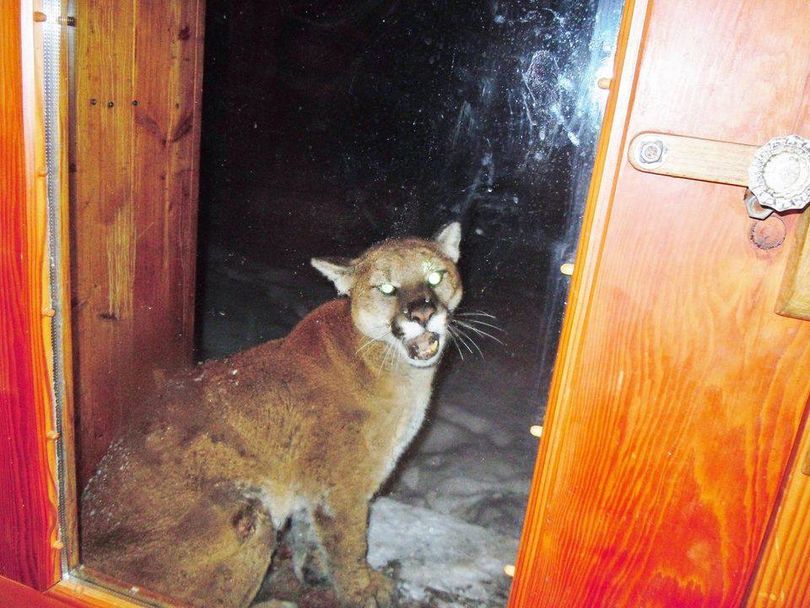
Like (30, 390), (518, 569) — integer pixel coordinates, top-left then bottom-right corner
(72, 0), (136, 499)
(745, 403), (810, 606)
(628, 132), (756, 187)
(72, 0), (205, 488)
(509, 0), (810, 606)
(776, 211), (810, 320)
(0, 1), (61, 589)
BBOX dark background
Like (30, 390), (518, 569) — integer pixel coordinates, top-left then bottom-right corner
(196, 0), (621, 414)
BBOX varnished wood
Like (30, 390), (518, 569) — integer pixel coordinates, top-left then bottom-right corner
(510, 0), (810, 606)
(72, 0), (136, 502)
(776, 211), (810, 320)
(628, 132), (756, 187)
(0, 575), (70, 608)
(47, 570), (179, 608)
(72, 0), (205, 488)
(0, 0), (61, 589)
(745, 405), (810, 606)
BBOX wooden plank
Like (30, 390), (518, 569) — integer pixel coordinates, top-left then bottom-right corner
(73, 0), (137, 489)
(509, 0), (810, 606)
(72, 0), (204, 489)
(0, 0), (60, 589)
(130, 0), (203, 372)
(776, 211), (810, 320)
(0, 575), (70, 608)
(745, 404), (810, 606)
(628, 132), (756, 187)
(172, 0), (205, 351)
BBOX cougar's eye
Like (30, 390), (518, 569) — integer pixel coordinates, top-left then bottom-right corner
(377, 283), (397, 295)
(426, 271), (444, 286)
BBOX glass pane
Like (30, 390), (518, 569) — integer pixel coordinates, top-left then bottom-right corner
(84, 1), (624, 606)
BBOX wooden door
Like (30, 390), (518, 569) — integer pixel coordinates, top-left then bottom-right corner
(509, 0), (810, 606)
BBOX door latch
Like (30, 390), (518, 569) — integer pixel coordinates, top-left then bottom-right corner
(629, 133), (810, 220)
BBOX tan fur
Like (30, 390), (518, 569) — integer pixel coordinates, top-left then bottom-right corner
(81, 226), (463, 608)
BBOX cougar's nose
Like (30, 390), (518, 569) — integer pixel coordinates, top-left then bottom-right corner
(406, 297), (436, 326)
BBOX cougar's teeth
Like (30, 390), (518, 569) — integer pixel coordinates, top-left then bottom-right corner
(405, 332), (441, 360)
(425, 339), (439, 356)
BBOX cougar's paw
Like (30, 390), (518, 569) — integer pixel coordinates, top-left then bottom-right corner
(365, 570), (396, 608)
(340, 570), (395, 608)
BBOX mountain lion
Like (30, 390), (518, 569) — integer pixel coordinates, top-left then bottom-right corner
(81, 223), (463, 608)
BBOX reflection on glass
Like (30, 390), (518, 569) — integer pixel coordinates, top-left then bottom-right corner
(90, 0), (624, 605)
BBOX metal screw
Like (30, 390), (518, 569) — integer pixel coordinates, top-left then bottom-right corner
(107, 101), (114, 108)
(131, 100), (139, 106)
(90, 98), (97, 105)
(639, 139), (665, 164)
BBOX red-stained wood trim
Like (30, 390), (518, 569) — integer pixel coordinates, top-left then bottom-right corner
(0, 1), (61, 590)
(0, 575), (70, 608)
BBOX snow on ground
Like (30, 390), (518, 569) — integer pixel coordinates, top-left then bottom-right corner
(199, 247), (538, 607)
(368, 498), (518, 607)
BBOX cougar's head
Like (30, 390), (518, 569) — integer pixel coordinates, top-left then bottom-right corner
(312, 222), (463, 368)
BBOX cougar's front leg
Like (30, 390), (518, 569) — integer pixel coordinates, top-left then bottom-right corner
(312, 500), (394, 608)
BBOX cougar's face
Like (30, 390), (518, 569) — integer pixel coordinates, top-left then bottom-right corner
(351, 241), (462, 368)
(311, 223), (463, 369)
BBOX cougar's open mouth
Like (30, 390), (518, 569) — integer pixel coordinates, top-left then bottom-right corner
(404, 331), (440, 361)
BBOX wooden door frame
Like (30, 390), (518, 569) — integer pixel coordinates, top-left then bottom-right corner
(8, 0), (647, 605)
(0, 0), (648, 605)
(1, 2), (186, 606)
(10, 0), (806, 606)
(0, 0), (62, 591)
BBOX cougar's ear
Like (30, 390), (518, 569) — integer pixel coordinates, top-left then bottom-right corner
(434, 221), (461, 262)
(311, 257), (355, 295)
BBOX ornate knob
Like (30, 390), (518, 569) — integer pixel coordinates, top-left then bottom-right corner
(748, 135), (810, 213)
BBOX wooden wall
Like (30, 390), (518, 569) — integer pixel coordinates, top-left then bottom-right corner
(508, 0), (810, 605)
(72, 0), (205, 488)
(0, 1), (61, 589)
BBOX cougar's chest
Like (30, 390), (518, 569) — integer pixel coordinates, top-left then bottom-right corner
(372, 372), (434, 480)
